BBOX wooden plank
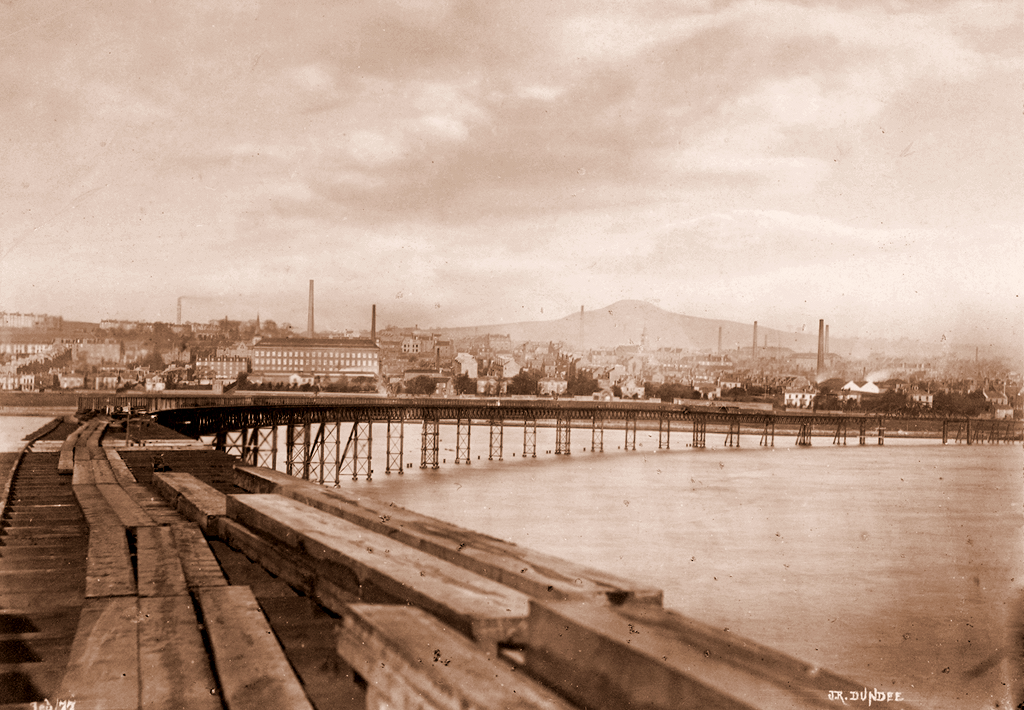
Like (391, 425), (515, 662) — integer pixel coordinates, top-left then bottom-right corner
(152, 471), (226, 534)
(84, 524), (137, 598)
(136, 525), (189, 597)
(73, 484), (138, 598)
(234, 464), (663, 605)
(338, 604), (575, 710)
(169, 523), (228, 589)
(58, 596), (139, 710)
(139, 595), (221, 710)
(524, 601), (883, 710)
(71, 458), (95, 486)
(195, 585), (314, 710)
(91, 457), (120, 485)
(228, 494), (529, 649)
(97, 483), (156, 528)
(57, 422), (88, 473)
(103, 446), (138, 486)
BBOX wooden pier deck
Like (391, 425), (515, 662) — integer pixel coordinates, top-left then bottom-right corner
(1, 416), (916, 709)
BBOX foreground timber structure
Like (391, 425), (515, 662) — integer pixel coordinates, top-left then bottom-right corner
(0, 415), (928, 709)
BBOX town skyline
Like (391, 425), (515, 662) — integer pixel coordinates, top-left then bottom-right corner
(1, 1), (1020, 354)
(3, 295), (1018, 363)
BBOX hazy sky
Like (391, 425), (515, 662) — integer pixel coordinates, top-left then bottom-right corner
(1, 0), (1020, 348)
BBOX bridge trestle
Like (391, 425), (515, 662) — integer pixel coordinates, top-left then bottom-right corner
(555, 414), (572, 455)
(624, 415), (637, 451)
(658, 418), (671, 449)
(760, 419), (774, 447)
(591, 414), (604, 453)
(523, 418), (537, 458)
(724, 420), (740, 448)
(421, 416), (440, 469)
(317, 422), (344, 484)
(692, 417), (706, 449)
(386, 416), (404, 475)
(489, 417), (504, 461)
(796, 422), (812, 446)
(455, 417), (472, 464)
(833, 421), (847, 446)
(340, 420), (373, 481)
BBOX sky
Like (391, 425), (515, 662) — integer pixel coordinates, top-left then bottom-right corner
(1, 0), (1021, 352)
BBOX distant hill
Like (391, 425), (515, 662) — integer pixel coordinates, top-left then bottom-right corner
(436, 300), (826, 354)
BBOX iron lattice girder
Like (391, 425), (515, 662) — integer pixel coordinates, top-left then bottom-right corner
(146, 397), (1022, 443)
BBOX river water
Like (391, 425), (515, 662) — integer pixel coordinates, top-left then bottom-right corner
(4, 415), (1020, 707)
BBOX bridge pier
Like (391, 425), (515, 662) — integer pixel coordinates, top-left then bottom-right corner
(760, 418), (774, 447)
(420, 417), (439, 469)
(308, 422), (340, 485)
(658, 418), (670, 449)
(386, 415), (404, 475)
(692, 417), (706, 449)
(859, 420), (867, 445)
(877, 422), (885, 446)
(455, 417), (472, 464)
(342, 421), (373, 481)
(624, 415), (636, 451)
(833, 421), (847, 446)
(591, 414), (604, 453)
(796, 422), (812, 446)
(489, 417), (504, 461)
(523, 418), (537, 458)
(254, 427), (278, 470)
(555, 414), (571, 455)
(724, 420), (740, 447)
(286, 423), (311, 479)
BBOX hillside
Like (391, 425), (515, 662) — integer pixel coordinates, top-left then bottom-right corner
(436, 301), (826, 354)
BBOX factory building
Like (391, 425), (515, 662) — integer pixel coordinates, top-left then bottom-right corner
(251, 337), (379, 384)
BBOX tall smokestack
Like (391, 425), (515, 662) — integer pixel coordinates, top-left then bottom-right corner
(371, 305), (376, 342)
(177, 297), (182, 326)
(825, 324), (830, 356)
(718, 326), (722, 355)
(816, 319), (825, 376)
(307, 280), (314, 338)
(752, 321), (758, 359)
(580, 306), (585, 352)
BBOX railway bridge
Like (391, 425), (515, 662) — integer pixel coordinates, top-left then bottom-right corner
(78, 393), (1023, 485)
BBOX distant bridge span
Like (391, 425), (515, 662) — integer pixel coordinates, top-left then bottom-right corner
(78, 393), (1021, 484)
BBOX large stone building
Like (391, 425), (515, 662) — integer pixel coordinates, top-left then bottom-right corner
(251, 337), (379, 384)
(195, 357), (248, 383)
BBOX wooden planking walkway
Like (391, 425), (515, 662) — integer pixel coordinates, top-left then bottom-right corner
(152, 471), (227, 535)
(58, 597), (140, 710)
(196, 586), (315, 710)
(338, 604), (576, 710)
(228, 493), (531, 649)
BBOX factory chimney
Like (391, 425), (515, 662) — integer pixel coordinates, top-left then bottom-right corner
(371, 305), (377, 342)
(825, 324), (830, 356)
(177, 297), (182, 326)
(816, 319), (825, 377)
(718, 326), (722, 356)
(580, 306), (585, 352)
(752, 321), (758, 359)
(307, 280), (314, 338)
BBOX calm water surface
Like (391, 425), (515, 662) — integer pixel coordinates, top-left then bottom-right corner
(289, 423), (1022, 710)
(0, 415), (54, 452)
